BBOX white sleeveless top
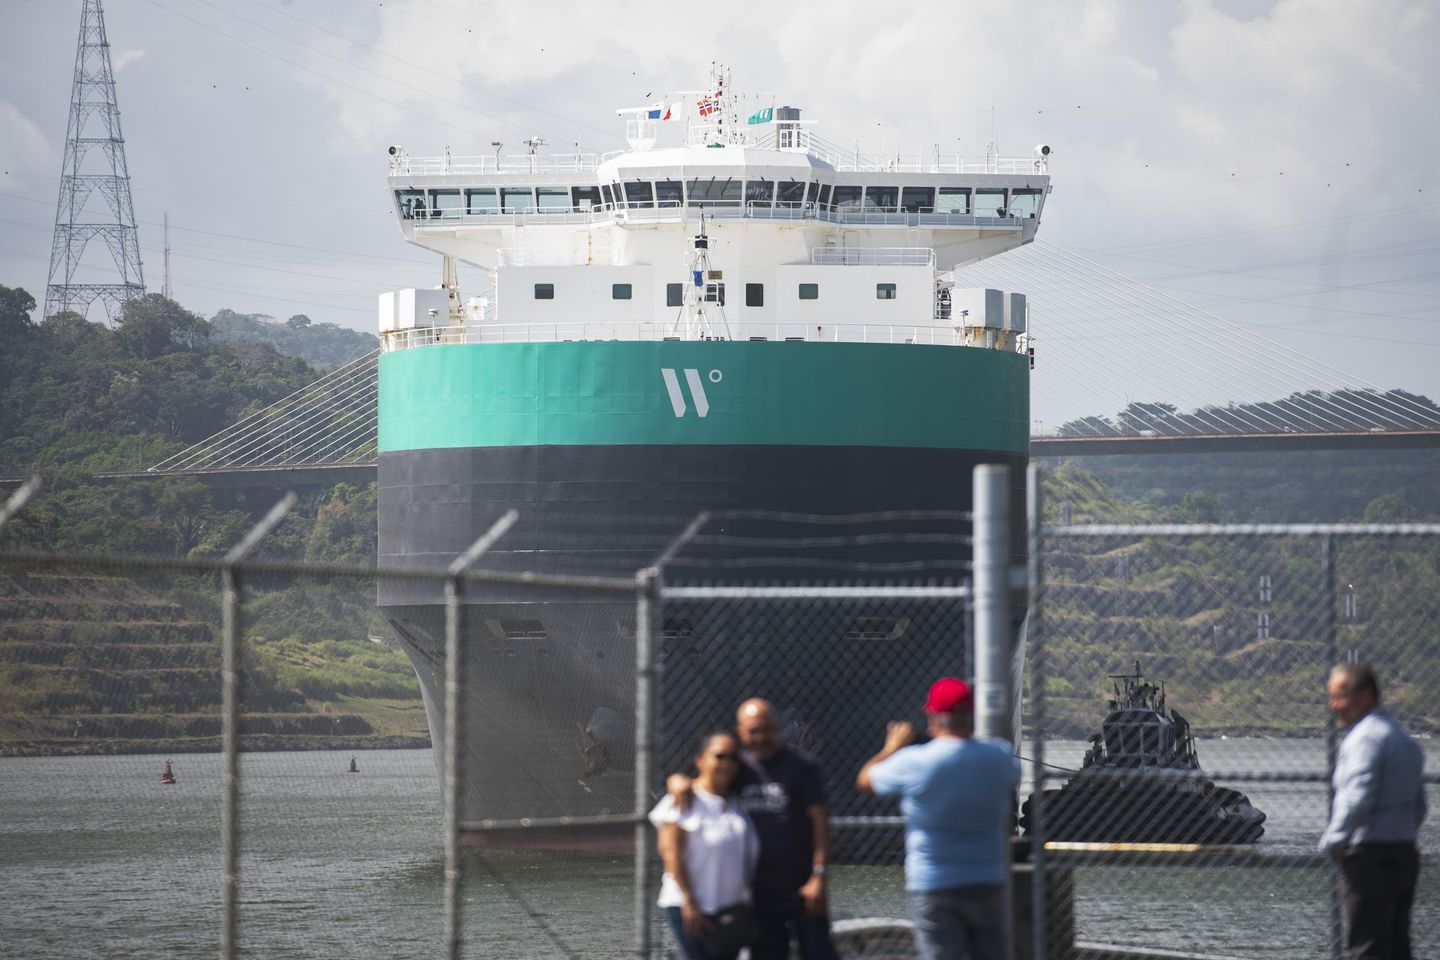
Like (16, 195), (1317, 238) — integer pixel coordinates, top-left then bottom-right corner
(649, 785), (759, 913)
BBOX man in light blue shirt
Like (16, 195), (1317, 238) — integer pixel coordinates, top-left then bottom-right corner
(1320, 663), (1426, 960)
(858, 678), (1019, 960)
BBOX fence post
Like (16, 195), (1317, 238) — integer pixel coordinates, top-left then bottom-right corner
(1322, 533), (1342, 960)
(0, 474), (41, 532)
(219, 492), (297, 960)
(973, 464), (1011, 741)
(1026, 463), (1047, 960)
(634, 567), (660, 958)
(443, 511), (520, 960)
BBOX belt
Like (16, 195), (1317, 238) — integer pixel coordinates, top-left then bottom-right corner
(1350, 840), (1417, 852)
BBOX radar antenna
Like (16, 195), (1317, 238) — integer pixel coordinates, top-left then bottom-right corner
(523, 136), (546, 172)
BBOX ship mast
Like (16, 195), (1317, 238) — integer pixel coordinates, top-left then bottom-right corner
(674, 214), (730, 340)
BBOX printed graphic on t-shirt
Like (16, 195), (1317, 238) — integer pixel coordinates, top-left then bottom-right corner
(739, 781), (789, 817)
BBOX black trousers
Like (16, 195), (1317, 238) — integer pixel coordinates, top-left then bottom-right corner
(1338, 842), (1420, 960)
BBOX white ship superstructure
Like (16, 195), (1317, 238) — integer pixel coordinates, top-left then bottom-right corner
(382, 72), (1049, 349)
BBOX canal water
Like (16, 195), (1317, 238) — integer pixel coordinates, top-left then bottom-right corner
(1, 742), (1435, 958)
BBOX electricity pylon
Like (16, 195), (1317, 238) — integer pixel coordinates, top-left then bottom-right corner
(44, 0), (145, 323)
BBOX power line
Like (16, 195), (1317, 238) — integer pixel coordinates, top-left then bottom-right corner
(140, 0), (535, 147)
(246, 0), (616, 141)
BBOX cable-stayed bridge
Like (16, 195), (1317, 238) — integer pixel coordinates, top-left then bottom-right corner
(120, 241), (1440, 488)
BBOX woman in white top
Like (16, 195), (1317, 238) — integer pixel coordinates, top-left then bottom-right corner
(649, 731), (759, 960)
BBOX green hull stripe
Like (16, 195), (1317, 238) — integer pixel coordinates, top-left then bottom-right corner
(378, 341), (1029, 453)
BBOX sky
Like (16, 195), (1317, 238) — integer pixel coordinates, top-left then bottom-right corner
(1, 0), (1437, 425)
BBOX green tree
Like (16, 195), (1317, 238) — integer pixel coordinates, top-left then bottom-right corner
(0, 284), (36, 334)
(1362, 494), (1419, 523)
(116, 294), (211, 359)
(1173, 491), (1224, 523)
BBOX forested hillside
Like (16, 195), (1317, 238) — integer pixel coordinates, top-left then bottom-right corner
(0, 285), (422, 756)
(209, 308), (377, 371)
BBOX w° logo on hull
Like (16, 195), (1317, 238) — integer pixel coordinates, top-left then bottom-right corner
(661, 368), (720, 418)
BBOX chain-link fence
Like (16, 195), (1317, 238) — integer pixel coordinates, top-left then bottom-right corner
(0, 491), (650, 960)
(1028, 520), (1440, 960)
(655, 585), (970, 859)
(7, 470), (1439, 960)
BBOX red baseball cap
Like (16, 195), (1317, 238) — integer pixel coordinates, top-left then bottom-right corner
(924, 677), (973, 714)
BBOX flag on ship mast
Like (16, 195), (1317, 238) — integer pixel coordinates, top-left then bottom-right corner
(747, 106), (773, 125)
(646, 103), (672, 120)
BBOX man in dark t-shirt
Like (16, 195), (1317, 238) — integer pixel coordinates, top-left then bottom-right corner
(733, 698), (840, 960)
(669, 698), (840, 960)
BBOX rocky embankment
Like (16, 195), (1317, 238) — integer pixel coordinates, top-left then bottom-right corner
(0, 570), (422, 756)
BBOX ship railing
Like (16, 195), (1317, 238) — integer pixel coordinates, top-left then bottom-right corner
(410, 202), (1025, 231)
(379, 319), (975, 351)
(390, 148), (1046, 179)
(390, 152), (604, 176)
(809, 247), (935, 266)
(802, 132), (1049, 175)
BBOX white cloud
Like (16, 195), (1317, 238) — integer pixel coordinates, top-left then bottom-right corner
(111, 48), (146, 72)
(0, 101), (52, 187)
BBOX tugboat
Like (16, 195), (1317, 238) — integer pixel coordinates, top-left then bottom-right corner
(159, 760), (176, 785)
(1020, 664), (1265, 844)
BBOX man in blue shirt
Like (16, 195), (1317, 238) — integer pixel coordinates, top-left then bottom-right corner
(858, 678), (1019, 960)
(1320, 663), (1427, 960)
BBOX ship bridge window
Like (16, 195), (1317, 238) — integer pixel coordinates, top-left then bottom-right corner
(624, 180), (654, 208)
(465, 188), (498, 214)
(901, 186), (935, 213)
(687, 178), (741, 206)
(798, 283), (819, 300)
(746, 180), (774, 206)
(502, 187), (535, 213)
(863, 186), (898, 209)
(976, 188), (1007, 218)
(656, 179), (683, 208)
(936, 187), (970, 215)
(777, 179), (806, 208)
(537, 187), (570, 210)
(395, 189), (424, 219)
(831, 185), (862, 208)
(571, 185), (602, 210)
(805, 181), (820, 205)
(876, 283), (897, 300)
(1010, 188), (1042, 219)
(429, 189), (462, 219)
(600, 184), (614, 207)
(817, 184), (832, 207)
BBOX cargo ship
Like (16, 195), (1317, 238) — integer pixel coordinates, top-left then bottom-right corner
(377, 69), (1047, 832)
